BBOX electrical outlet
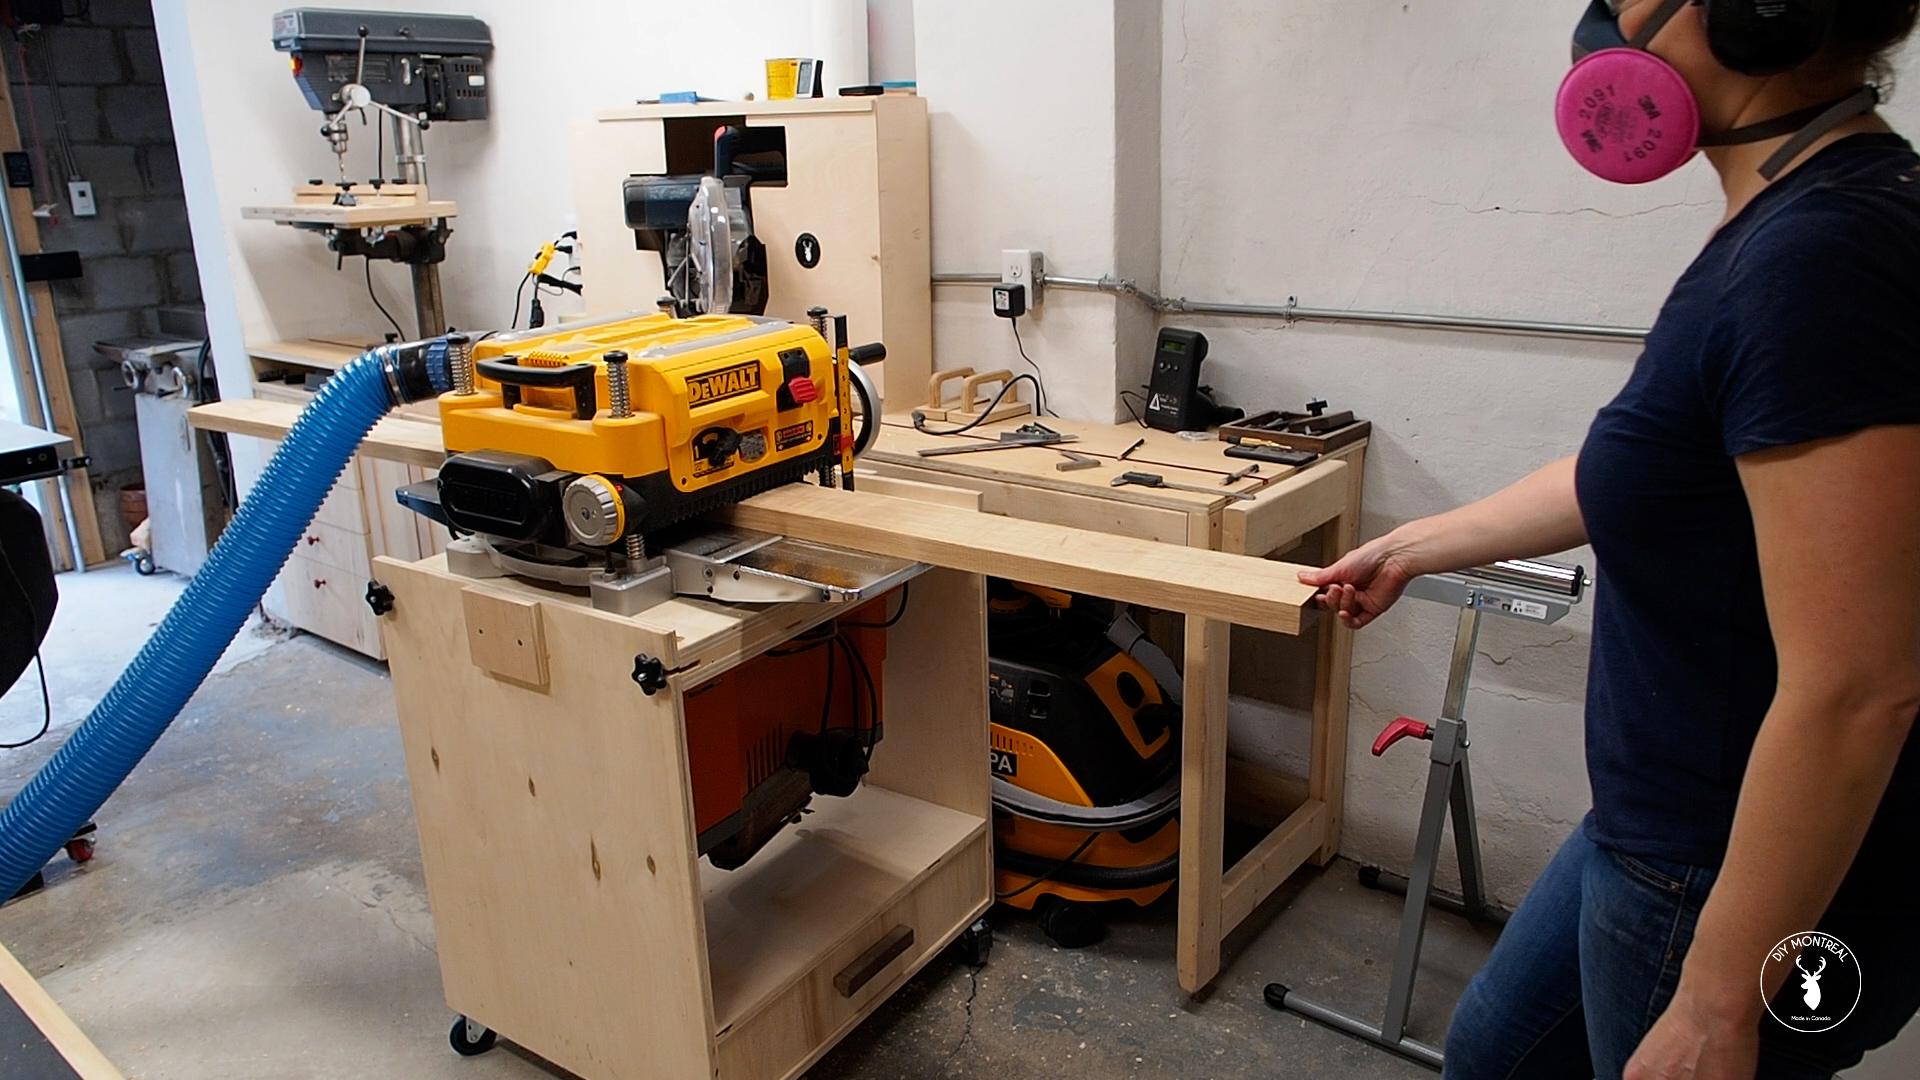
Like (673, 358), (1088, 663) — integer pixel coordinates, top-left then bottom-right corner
(1001, 249), (1044, 310)
(67, 179), (97, 218)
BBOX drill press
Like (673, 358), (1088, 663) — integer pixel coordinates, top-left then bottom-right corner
(264, 8), (493, 337)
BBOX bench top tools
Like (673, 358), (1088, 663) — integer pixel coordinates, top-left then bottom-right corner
(1111, 470), (1257, 502)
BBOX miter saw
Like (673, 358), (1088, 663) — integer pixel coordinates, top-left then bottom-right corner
(624, 123), (789, 318)
(396, 306), (892, 617)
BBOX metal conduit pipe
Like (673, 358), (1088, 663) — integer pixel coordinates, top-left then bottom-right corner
(930, 272), (1651, 344)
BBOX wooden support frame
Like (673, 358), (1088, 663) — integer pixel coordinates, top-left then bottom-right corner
(187, 399), (1368, 998)
(0, 63), (106, 570)
(865, 417), (1369, 995)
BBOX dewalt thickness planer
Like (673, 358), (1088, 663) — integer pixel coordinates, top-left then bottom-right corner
(397, 309), (905, 870)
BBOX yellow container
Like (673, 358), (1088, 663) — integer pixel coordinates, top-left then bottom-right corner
(764, 57), (800, 100)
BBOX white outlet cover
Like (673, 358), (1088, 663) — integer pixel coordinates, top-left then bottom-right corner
(67, 180), (97, 218)
(1000, 249), (1044, 308)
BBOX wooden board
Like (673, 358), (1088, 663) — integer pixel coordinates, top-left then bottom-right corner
(0, 944), (122, 1080)
(0, 64), (106, 569)
(863, 459), (1195, 545)
(240, 200), (459, 228)
(1222, 459), (1352, 557)
(727, 485), (1315, 635)
(1177, 617), (1230, 993)
(597, 97), (901, 122)
(247, 337), (381, 370)
(189, 399), (1317, 633)
(190, 399), (446, 468)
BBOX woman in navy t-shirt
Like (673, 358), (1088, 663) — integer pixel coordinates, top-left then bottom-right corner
(1307, 2), (1920, 1076)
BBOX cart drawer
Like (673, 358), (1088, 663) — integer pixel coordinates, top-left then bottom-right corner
(715, 830), (990, 1080)
(291, 519), (371, 580)
(280, 551), (383, 659)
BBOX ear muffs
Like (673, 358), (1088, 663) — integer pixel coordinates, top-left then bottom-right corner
(1704, 0), (1839, 75)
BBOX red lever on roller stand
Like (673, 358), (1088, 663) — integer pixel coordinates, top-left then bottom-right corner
(1372, 717), (1432, 757)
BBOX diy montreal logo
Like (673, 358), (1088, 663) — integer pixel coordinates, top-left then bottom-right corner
(1762, 932), (1861, 1033)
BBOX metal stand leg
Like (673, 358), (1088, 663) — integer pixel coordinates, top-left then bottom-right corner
(1265, 609), (1485, 1071)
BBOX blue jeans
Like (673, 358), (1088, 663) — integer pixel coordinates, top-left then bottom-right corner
(1443, 816), (1920, 1079)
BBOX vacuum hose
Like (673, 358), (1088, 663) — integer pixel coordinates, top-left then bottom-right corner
(0, 340), (450, 900)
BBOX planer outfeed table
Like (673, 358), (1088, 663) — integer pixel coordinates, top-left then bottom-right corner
(868, 412), (1369, 993)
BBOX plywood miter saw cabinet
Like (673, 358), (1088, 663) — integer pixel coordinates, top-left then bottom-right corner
(570, 96), (931, 405)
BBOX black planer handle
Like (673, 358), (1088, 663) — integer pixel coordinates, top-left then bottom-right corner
(478, 357), (598, 420)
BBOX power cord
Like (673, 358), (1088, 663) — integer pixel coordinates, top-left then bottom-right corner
(510, 271), (532, 330)
(0, 543), (51, 750)
(363, 258), (405, 339)
(994, 832), (1099, 901)
(1118, 388), (1151, 429)
(1008, 318), (1053, 417)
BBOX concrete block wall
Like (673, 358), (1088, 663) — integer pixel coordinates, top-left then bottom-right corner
(8, 0), (201, 554)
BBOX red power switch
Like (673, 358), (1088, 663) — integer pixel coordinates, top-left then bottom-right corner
(1372, 717), (1432, 757)
(786, 376), (819, 404)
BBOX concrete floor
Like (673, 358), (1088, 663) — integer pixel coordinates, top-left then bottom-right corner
(4, 567), (1908, 1078)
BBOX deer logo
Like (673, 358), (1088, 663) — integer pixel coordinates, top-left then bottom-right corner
(1797, 954), (1827, 1011)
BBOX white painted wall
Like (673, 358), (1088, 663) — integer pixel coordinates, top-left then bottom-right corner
(914, 0), (1144, 418)
(1160, 0), (1920, 911)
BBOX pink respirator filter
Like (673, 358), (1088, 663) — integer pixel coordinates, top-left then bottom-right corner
(1555, 48), (1703, 184)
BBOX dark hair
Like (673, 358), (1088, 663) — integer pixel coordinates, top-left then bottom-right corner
(1829, 0), (1920, 82)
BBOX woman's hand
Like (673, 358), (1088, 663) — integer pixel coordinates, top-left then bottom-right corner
(1624, 990), (1759, 1080)
(1298, 533), (1419, 630)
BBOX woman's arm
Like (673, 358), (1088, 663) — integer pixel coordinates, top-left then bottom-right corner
(1301, 455), (1589, 629)
(1628, 425), (1920, 1079)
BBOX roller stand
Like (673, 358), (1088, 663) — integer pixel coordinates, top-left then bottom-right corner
(1264, 560), (1588, 1071)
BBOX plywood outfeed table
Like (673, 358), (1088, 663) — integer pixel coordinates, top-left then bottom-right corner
(867, 413), (1368, 993)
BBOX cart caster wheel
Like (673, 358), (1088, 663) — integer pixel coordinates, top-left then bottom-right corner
(64, 838), (95, 864)
(132, 552), (156, 576)
(1034, 895), (1105, 949)
(953, 917), (992, 967)
(449, 1015), (496, 1057)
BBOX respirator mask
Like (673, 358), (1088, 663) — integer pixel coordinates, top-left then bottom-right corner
(1556, 0), (1877, 184)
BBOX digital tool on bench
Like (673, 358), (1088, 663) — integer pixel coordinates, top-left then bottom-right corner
(1144, 328), (1208, 431)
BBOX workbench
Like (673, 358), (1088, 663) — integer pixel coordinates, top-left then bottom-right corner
(866, 413), (1367, 993)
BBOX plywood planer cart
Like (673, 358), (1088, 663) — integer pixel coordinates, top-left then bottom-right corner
(192, 399), (1320, 1080)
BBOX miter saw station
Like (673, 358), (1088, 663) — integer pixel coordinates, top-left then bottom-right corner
(392, 307), (909, 869)
(263, 9), (494, 337)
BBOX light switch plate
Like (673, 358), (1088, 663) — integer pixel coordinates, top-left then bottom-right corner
(67, 179), (97, 218)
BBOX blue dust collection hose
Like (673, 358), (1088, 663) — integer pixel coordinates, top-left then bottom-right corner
(0, 341), (451, 900)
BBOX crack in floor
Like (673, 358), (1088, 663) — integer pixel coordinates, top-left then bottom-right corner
(941, 963), (981, 1074)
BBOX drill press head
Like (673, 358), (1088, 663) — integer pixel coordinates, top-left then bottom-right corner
(272, 8), (492, 162)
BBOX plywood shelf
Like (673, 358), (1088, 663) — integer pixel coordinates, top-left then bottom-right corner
(703, 786), (986, 1036)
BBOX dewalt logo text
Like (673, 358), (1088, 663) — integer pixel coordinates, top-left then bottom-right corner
(687, 362), (762, 406)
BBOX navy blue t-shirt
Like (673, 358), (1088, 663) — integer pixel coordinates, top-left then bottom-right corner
(1575, 133), (1920, 895)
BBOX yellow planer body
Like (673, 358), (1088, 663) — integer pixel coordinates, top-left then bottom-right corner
(420, 311), (880, 554)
